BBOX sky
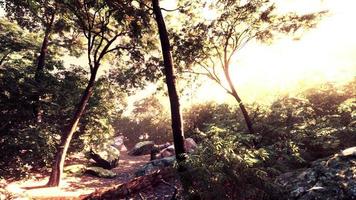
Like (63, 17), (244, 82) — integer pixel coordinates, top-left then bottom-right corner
(1, 0), (355, 106)
(189, 0), (356, 104)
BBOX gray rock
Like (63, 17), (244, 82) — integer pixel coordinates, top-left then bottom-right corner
(135, 156), (176, 177)
(89, 144), (120, 169)
(112, 136), (127, 151)
(152, 138), (197, 160)
(129, 141), (155, 156)
(276, 146), (356, 200)
(64, 164), (86, 176)
(84, 166), (117, 178)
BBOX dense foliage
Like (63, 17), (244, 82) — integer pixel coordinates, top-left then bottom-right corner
(0, 63), (124, 179)
(182, 81), (355, 199)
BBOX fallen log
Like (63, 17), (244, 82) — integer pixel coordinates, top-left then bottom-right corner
(81, 168), (175, 200)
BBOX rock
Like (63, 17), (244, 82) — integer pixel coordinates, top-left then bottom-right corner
(154, 145), (175, 159)
(112, 136), (127, 151)
(152, 138), (197, 160)
(135, 156), (176, 177)
(276, 146), (356, 200)
(184, 137), (197, 152)
(85, 166), (117, 178)
(129, 141), (155, 156)
(341, 146), (356, 157)
(89, 144), (120, 169)
(64, 164), (86, 176)
(150, 143), (172, 160)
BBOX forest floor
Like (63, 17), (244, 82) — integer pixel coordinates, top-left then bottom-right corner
(4, 151), (179, 200)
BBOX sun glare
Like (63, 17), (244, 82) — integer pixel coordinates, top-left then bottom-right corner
(194, 0), (356, 104)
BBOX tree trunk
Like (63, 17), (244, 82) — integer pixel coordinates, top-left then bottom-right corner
(33, 13), (55, 123)
(152, 0), (186, 161)
(224, 68), (254, 134)
(47, 68), (98, 187)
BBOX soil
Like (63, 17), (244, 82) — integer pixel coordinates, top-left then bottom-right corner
(3, 151), (180, 200)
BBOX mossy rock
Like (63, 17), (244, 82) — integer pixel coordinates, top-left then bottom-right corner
(276, 146), (356, 200)
(89, 145), (120, 169)
(64, 164), (86, 176)
(135, 156), (176, 177)
(84, 166), (117, 178)
(129, 141), (155, 156)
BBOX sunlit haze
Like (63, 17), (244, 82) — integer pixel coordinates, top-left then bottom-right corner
(1, 1), (355, 106)
(187, 0), (356, 105)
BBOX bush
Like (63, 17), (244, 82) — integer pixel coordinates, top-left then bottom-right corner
(185, 126), (282, 200)
(0, 65), (124, 179)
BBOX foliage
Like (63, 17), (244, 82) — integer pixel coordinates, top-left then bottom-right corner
(0, 64), (124, 179)
(114, 95), (171, 147)
(185, 126), (280, 200)
(182, 81), (355, 199)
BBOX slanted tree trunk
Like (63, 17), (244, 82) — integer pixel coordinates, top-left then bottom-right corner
(224, 67), (254, 134)
(152, 0), (186, 161)
(47, 67), (98, 187)
(33, 13), (55, 123)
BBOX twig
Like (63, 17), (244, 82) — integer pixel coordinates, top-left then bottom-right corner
(138, 192), (145, 200)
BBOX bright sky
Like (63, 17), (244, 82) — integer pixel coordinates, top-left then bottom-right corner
(189, 0), (356, 105)
(1, 1), (355, 106)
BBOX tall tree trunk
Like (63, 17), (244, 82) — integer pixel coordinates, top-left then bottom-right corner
(33, 13), (55, 123)
(152, 0), (186, 161)
(224, 68), (254, 134)
(47, 68), (98, 187)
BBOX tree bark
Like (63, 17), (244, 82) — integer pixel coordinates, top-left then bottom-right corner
(152, 0), (186, 161)
(47, 67), (98, 187)
(224, 67), (254, 134)
(33, 13), (55, 123)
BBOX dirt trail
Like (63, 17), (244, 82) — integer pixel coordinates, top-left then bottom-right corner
(4, 151), (151, 200)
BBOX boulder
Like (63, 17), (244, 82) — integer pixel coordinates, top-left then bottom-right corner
(129, 141), (155, 156)
(150, 143), (172, 160)
(184, 137), (197, 152)
(152, 138), (197, 160)
(112, 136), (127, 151)
(135, 156), (176, 177)
(64, 164), (86, 176)
(89, 145), (120, 169)
(276, 146), (356, 200)
(84, 166), (117, 178)
(154, 145), (175, 160)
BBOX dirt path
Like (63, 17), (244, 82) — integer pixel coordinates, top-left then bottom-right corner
(4, 151), (151, 199)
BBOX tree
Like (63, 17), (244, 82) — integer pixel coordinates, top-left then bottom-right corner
(151, 0), (186, 162)
(174, 0), (326, 134)
(0, 19), (37, 66)
(6, 0), (80, 122)
(47, 0), (148, 186)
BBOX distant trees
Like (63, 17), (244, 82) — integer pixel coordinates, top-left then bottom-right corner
(174, 0), (326, 134)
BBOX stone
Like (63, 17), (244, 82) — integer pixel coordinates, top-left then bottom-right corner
(184, 137), (197, 152)
(341, 146), (356, 157)
(135, 156), (176, 177)
(276, 146), (356, 200)
(64, 164), (86, 176)
(154, 145), (175, 159)
(128, 141), (155, 156)
(152, 138), (198, 160)
(112, 136), (127, 151)
(84, 166), (117, 178)
(89, 144), (120, 169)
(150, 143), (172, 160)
